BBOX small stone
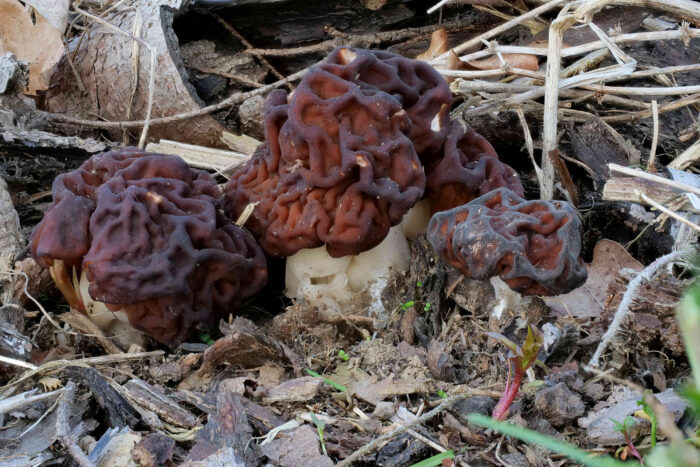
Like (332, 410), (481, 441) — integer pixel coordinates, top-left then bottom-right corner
(372, 401), (396, 421)
(451, 396), (496, 425)
(535, 382), (585, 427)
(582, 388), (686, 446)
(583, 382), (606, 401)
(545, 363), (584, 392)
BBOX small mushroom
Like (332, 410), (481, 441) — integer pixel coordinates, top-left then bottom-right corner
(427, 187), (587, 296)
(30, 148), (267, 346)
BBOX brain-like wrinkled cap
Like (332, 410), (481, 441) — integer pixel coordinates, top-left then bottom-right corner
(427, 187), (587, 295)
(30, 148), (267, 346)
(426, 121), (524, 213)
(324, 47), (452, 159)
(224, 58), (426, 258)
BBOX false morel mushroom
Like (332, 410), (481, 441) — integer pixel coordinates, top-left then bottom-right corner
(224, 52), (427, 258)
(323, 47), (452, 159)
(427, 187), (587, 296)
(30, 148), (267, 346)
(426, 120), (524, 213)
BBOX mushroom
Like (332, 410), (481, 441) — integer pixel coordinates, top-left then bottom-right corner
(426, 120), (524, 213)
(224, 48), (449, 316)
(427, 187), (587, 296)
(30, 148), (267, 347)
(323, 47), (452, 159)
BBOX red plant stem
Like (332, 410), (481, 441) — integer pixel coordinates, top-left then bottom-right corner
(625, 433), (644, 465)
(492, 365), (524, 420)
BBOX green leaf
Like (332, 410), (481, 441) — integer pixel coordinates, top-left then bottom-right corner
(637, 395), (657, 448)
(310, 413), (325, 430)
(521, 325), (544, 370)
(305, 368), (348, 392)
(338, 350), (349, 361)
(468, 413), (636, 467)
(677, 282), (700, 389)
(485, 332), (519, 354)
(682, 385), (700, 418)
(407, 450), (455, 467)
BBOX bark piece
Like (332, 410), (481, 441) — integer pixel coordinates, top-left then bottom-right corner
(46, 1), (223, 146)
(261, 425), (334, 467)
(124, 379), (197, 428)
(263, 377), (323, 404)
(62, 366), (141, 428)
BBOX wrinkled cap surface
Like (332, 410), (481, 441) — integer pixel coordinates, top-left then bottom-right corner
(30, 148), (267, 346)
(426, 121), (524, 213)
(224, 61), (426, 258)
(427, 187), (587, 295)
(324, 47), (452, 160)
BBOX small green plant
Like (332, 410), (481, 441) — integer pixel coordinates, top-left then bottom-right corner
(401, 300), (415, 311)
(305, 368), (348, 392)
(416, 280), (423, 288)
(611, 416), (644, 464)
(486, 324), (543, 420)
(338, 349), (349, 361)
(423, 302), (431, 312)
(407, 450), (454, 467)
(637, 395), (658, 448)
(199, 333), (214, 345)
(310, 413), (328, 456)
(437, 389), (447, 399)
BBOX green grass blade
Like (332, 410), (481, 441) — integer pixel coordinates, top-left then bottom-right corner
(468, 414), (637, 467)
(305, 368), (348, 392)
(407, 450), (454, 467)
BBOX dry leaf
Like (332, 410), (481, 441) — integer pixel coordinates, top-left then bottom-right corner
(417, 28), (448, 61)
(0, 0), (64, 94)
(23, 0), (69, 32)
(545, 239), (643, 319)
(38, 376), (62, 391)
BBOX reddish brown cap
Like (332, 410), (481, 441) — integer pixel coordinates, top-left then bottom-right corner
(30, 148), (267, 346)
(426, 121), (524, 213)
(427, 187), (587, 296)
(324, 47), (452, 160)
(224, 61), (426, 258)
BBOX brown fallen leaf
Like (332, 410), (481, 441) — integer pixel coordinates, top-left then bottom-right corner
(349, 375), (433, 405)
(263, 376), (324, 404)
(0, 0), (64, 94)
(545, 239), (643, 319)
(417, 28), (447, 61)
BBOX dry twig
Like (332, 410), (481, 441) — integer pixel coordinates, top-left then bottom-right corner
(56, 382), (95, 467)
(336, 388), (498, 466)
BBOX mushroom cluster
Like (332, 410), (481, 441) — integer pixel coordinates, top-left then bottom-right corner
(224, 47), (587, 313)
(32, 48), (587, 343)
(30, 148), (267, 346)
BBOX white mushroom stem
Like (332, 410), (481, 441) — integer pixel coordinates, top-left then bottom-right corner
(77, 272), (145, 349)
(285, 201), (431, 320)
